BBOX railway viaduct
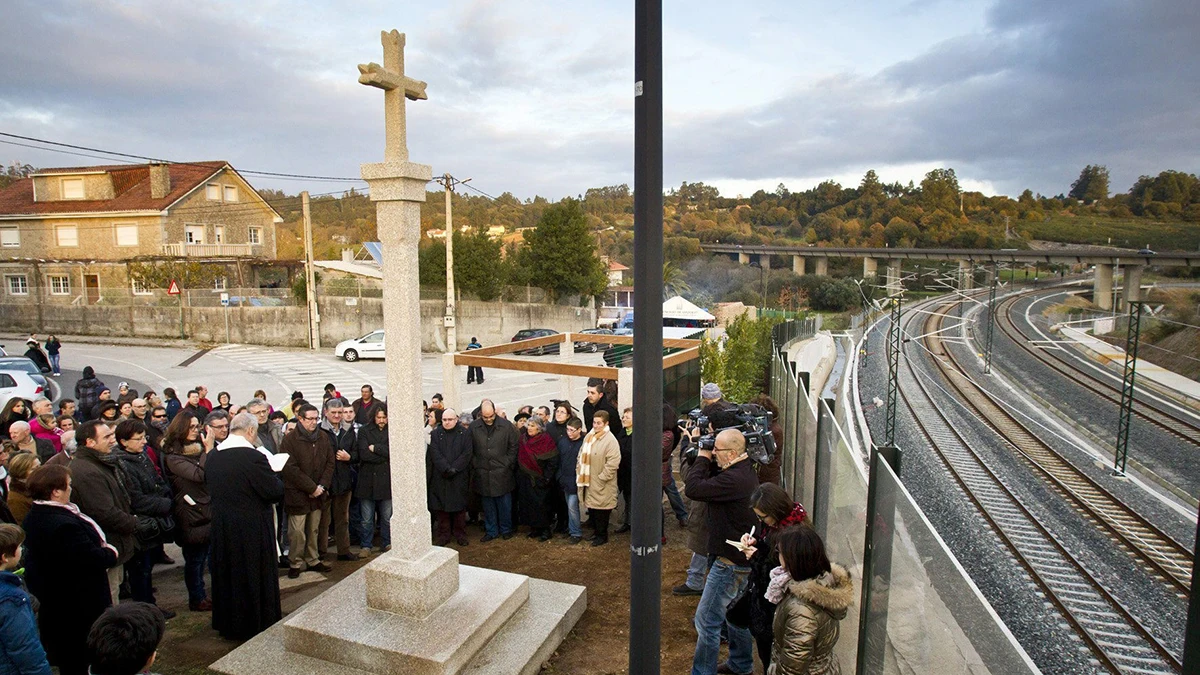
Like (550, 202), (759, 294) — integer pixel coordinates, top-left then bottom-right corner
(701, 244), (1200, 310)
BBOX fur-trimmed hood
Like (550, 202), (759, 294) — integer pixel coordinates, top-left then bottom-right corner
(787, 563), (854, 620)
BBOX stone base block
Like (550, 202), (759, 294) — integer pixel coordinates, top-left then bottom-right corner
(209, 575), (586, 675)
(364, 546), (459, 618)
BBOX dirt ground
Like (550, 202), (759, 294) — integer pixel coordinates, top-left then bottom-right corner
(150, 511), (755, 675)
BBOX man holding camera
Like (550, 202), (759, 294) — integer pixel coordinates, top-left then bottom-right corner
(685, 426), (759, 675)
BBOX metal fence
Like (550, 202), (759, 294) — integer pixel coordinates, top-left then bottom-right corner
(769, 319), (1039, 674)
(0, 286), (298, 308)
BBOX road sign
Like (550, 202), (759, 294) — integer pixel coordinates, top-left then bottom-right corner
(167, 280), (181, 296)
(220, 293), (230, 307)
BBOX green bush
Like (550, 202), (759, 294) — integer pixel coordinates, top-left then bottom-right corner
(700, 314), (781, 403)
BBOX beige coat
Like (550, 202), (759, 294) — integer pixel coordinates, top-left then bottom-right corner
(768, 563), (854, 675)
(576, 429), (621, 511)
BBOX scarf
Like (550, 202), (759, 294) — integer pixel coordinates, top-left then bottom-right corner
(772, 502), (808, 531)
(297, 424), (322, 443)
(518, 432), (558, 478)
(765, 565), (791, 605)
(577, 429), (606, 488)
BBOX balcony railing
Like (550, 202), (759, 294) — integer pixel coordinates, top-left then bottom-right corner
(162, 243), (260, 257)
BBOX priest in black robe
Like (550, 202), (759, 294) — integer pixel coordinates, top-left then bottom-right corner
(206, 411), (285, 640)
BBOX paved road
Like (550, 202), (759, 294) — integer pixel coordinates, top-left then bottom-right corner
(12, 338), (583, 415)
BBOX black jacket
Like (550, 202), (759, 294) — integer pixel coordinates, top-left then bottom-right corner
(556, 435), (583, 493)
(321, 420), (358, 496)
(73, 371), (106, 420)
(116, 450), (174, 521)
(685, 455), (759, 566)
(22, 502), (117, 673)
(427, 425), (472, 512)
(355, 423), (390, 501)
(468, 417), (519, 497)
(582, 394), (622, 438)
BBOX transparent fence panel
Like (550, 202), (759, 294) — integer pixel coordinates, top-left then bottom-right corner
(860, 459), (1040, 675)
(822, 398), (869, 673)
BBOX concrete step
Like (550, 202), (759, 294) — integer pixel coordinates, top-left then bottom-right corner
(461, 578), (587, 675)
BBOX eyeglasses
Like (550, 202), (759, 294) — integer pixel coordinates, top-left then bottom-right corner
(188, 423), (200, 429)
(209, 424), (228, 430)
(152, 414), (167, 419)
(302, 416), (319, 422)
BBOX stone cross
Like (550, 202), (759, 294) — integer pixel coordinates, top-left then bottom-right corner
(358, 29), (428, 162)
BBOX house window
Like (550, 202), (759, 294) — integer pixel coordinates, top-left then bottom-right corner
(6, 275), (28, 295)
(213, 277), (227, 291)
(115, 223), (138, 247)
(185, 225), (205, 244)
(47, 275), (70, 295)
(223, 185), (238, 202)
(206, 184), (221, 201)
(56, 224), (78, 247)
(248, 227), (262, 245)
(61, 178), (84, 199)
(214, 225), (225, 244)
(131, 278), (152, 296)
(0, 226), (18, 248)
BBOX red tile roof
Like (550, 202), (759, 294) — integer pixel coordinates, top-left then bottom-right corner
(607, 261), (629, 271)
(0, 161), (229, 216)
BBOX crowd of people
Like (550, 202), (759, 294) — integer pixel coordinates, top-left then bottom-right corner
(0, 340), (852, 674)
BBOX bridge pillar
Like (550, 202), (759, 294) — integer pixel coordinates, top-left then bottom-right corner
(1093, 264), (1113, 310)
(738, 252), (750, 265)
(1121, 265), (1143, 309)
(792, 256), (806, 276)
(758, 254), (770, 270)
(886, 260), (902, 296)
(814, 258), (829, 276)
(863, 257), (878, 278)
(958, 260), (974, 290)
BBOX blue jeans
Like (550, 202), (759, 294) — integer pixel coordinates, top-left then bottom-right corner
(563, 491), (582, 538)
(691, 559), (753, 675)
(481, 493), (513, 537)
(686, 551), (709, 591)
(48, 353), (60, 374)
(359, 498), (392, 549)
(181, 542), (209, 605)
(664, 473), (688, 522)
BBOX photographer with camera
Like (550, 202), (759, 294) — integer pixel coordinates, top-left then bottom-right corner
(684, 420), (759, 675)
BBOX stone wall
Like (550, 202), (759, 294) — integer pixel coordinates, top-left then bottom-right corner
(0, 295), (597, 352)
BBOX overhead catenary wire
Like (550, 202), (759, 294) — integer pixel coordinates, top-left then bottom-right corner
(0, 131), (366, 183)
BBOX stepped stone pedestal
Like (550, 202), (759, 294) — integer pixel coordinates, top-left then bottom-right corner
(211, 30), (586, 675)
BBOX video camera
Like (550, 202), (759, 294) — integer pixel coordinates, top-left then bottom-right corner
(679, 403), (776, 466)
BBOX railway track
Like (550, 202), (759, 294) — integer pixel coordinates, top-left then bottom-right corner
(995, 291), (1200, 448)
(895, 299), (1182, 674)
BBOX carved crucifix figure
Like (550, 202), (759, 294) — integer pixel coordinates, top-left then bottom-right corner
(358, 29), (428, 162)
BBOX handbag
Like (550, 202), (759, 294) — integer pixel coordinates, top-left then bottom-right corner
(726, 577), (754, 629)
(135, 514), (176, 547)
(174, 492), (211, 545)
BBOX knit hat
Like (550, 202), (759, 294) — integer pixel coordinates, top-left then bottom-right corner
(701, 382), (723, 401)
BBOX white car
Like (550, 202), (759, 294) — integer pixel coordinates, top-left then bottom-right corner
(335, 330), (385, 362)
(0, 369), (51, 410)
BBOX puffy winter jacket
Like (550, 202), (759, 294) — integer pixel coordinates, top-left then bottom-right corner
(768, 564), (854, 675)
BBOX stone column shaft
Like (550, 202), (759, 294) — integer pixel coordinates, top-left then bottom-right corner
(1094, 263), (1114, 310)
(814, 258), (829, 276)
(759, 255), (770, 270)
(1123, 265), (1143, 306)
(886, 261), (902, 296)
(958, 260), (974, 290)
(793, 256), (806, 276)
(863, 257), (878, 278)
(738, 252), (750, 265)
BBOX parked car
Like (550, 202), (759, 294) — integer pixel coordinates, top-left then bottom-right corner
(573, 328), (614, 353)
(335, 329), (386, 362)
(0, 357), (54, 397)
(1137, 247), (1156, 255)
(510, 328), (560, 355)
(0, 366), (52, 410)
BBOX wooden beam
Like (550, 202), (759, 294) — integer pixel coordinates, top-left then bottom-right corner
(465, 332), (565, 356)
(662, 346), (700, 369)
(454, 353), (618, 379)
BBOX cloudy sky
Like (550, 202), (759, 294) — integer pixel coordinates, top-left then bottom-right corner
(2, 0), (1197, 201)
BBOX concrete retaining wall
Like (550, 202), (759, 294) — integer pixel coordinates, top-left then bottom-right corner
(0, 298), (597, 352)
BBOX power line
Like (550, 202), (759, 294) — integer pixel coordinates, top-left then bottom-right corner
(0, 131), (365, 183)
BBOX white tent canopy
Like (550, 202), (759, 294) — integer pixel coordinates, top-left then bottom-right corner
(662, 295), (715, 321)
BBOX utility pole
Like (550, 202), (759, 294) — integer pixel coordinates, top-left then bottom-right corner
(1113, 300), (1143, 475)
(302, 191), (320, 350)
(630, 0), (664, 671)
(984, 264), (997, 374)
(439, 174), (468, 352)
(884, 293), (903, 447)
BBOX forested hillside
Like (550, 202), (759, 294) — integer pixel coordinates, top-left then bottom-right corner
(266, 166), (1200, 264)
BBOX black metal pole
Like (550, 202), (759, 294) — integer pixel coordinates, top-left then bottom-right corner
(1183, 505), (1200, 673)
(629, 0), (663, 672)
